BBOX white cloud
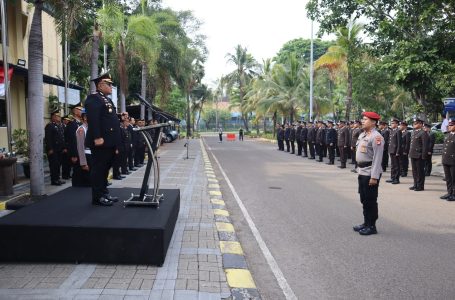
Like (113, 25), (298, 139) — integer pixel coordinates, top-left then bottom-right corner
(161, 0), (320, 86)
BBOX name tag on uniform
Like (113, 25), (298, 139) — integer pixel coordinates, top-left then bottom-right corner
(360, 143), (367, 153)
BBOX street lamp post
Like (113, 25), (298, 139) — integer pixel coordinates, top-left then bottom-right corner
(309, 19), (314, 122)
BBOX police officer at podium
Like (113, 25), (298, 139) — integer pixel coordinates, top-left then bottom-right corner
(85, 73), (121, 206)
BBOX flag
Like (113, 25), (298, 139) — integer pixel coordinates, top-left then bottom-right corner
(0, 66), (14, 97)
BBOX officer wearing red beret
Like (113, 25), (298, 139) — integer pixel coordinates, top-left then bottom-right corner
(353, 112), (384, 235)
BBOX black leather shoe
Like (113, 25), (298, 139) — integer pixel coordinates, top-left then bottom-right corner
(113, 176), (123, 180)
(92, 197), (113, 206)
(353, 224), (366, 232)
(414, 187), (424, 191)
(318, 159), (323, 162)
(386, 179), (394, 183)
(440, 194), (451, 200)
(447, 195), (455, 202)
(338, 166), (346, 169)
(122, 171), (131, 175)
(359, 226), (377, 235)
(392, 180), (400, 184)
(129, 167), (138, 171)
(309, 157), (315, 160)
(409, 186), (416, 190)
(57, 180), (66, 184)
(51, 181), (62, 186)
(104, 195), (118, 202)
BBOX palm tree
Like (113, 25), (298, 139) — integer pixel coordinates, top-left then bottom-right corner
(315, 22), (363, 120)
(225, 45), (258, 131)
(27, 1), (46, 196)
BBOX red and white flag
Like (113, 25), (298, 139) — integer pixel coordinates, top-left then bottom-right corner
(0, 66), (13, 97)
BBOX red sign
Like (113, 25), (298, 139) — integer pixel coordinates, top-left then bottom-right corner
(0, 66), (13, 83)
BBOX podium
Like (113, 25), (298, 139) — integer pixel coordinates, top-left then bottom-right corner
(124, 123), (170, 207)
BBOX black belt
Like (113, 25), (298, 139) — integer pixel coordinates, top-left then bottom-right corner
(358, 161), (372, 168)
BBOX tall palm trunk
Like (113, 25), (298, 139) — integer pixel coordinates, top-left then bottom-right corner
(345, 68), (353, 121)
(263, 117), (267, 134)
(28, 1), (45, 196)
(117, 40), (128, 113)
(141, 64), (147, 119)
(90, 22), (101, 94)
(196, 102), (204, 131)
(272, 111), (277, 137)
(238, 79), (249, 131)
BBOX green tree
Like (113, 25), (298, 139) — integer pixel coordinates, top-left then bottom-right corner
(315, 22), (363, 120)
(275, 38), (334, 65)
(225, 45), (259, 131)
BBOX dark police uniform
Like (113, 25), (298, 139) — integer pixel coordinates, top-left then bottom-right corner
(45, 116), (65, 185)
(441, 123), (455, 201)
(61, 115), (73, 179)
(380, 124), (390, 172)
(409, 123), (429, 191)
(337, 122), (350, 168)
(325, 121), (337, 165)
(316, 122), (325, 162)
(300, 122), (308, 157)
(354, 112), (384, 235)
(289, 125), (296, 154)
(350, 125), (362, 169)
(65, 113), (83, 186)
(277, 126), (285, 151)
(85, 74), (121, 205)
(284, 126), (291, 152)
(387, 125), (402, 184)
(400, 127), (411, 177)
(307, 123), (316, 159)
(424, 127), (435, 176)
(296, 123), (302, 155)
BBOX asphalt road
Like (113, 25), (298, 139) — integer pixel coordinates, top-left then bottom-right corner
(202, 135), (455, 300)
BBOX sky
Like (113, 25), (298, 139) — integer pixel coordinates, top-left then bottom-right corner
(161, 0), (320, 87)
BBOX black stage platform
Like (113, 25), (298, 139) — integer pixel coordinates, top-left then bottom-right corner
(0, 187), (180, 266)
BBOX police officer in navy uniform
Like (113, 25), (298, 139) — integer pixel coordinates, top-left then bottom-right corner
(296, 122), (303, 156)
(440, 119), (455, 201)
(337, 120), (350, 168)
(353, 112), (384, 235)
(386, 118), (402, 184)
(300, 121), (308, 157)
(400, 121), (411, 177)
(409, 117), (429, 191)
(423, 123), (435, 176)
(307, 121), (316, 159)
(325, 120), (337, 165)
(61, 115), (72, 179)
(66, 103), (84, 186)
(45, 110), (66, 186)
(85, 73), (121, 206)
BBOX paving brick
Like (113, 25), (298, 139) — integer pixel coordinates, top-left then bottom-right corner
(187, 279), (199, 290)
(140, 279), (154, 290)
(128, 278), (143, 290)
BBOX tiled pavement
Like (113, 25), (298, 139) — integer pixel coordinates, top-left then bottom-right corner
(0, 139), (254, 299)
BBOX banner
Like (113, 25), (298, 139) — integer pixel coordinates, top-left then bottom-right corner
(0, 67), (14, 97)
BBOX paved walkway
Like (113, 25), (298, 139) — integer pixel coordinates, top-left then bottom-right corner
(0, 139), (258, 299)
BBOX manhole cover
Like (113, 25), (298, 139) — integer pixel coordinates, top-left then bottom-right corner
(268, 186), (282, 190)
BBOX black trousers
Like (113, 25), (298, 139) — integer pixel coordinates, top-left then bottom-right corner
(390, 154), (400, 181)
(315, 143), (322, 160)
(339, 146), (347, 166)
(328, 145), (335, 163)
(382, 149), (389, 171)
(297, 141), (302, 155)
(351, 147), (357, 165)
(239, 134), (244, 141)
(48, 151), (62, 182)
(290, 140), (295, 154)
(411, 158), (425, 189)
(128, 145), (134, 169)
(61, 151), (71, 178)
(278, 139), (284, 151)
(309, 142), (315, 158)
(135, 145), (145, 165)
(424, 155), (432, 176)
(302, 141), (308, 157)
(400, 155), (409, 175)
(219, 133), (223, 142)
(72, 155), (92, 187)
(285, 139), (290, 152)
(91, 147), (115, 200)
(358, 175), (380, 226)
(443, 164), (455, 195)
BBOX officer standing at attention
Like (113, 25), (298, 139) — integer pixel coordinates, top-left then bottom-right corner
(85, 73), (121, 206)
(353, 112), (384, 236)
(277, 124), (284, 151)
(440, 119), (455, 201)
(66, 103), (84, 186)
(400, 121), (411, 177)
(337, 120), (350, 168)
(296, 122), (302, 156)
(307, 121), (316, 159)
(300, 121), (308, 157)
(325, 120), (337, 165)
(409, 118), (429, 191)
(239, 127), (244, 141)
(350, 120), (362, 172)
(379, 121), (390, 172)
(289, 123), (296, 154)
(315, 120), (324, 162)
(423, 123), (435, 176)
(45, 110), (66, 186)
(386, 118), (402, 184)
(284, 123), (291, 152)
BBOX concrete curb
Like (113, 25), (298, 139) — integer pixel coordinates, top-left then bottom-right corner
(200, 140), (262, 299)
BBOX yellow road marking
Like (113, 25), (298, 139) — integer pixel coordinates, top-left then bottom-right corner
(0, 202), (5, 210)
(216, 222), (235, 232)
(220, 241), (243, 255)
(225, 269), (256, 289)
(209, 190), (222, 196)
(208, 184), (220, 189)
(214, 209), (229, 216)
(211, 199), (225, 206)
